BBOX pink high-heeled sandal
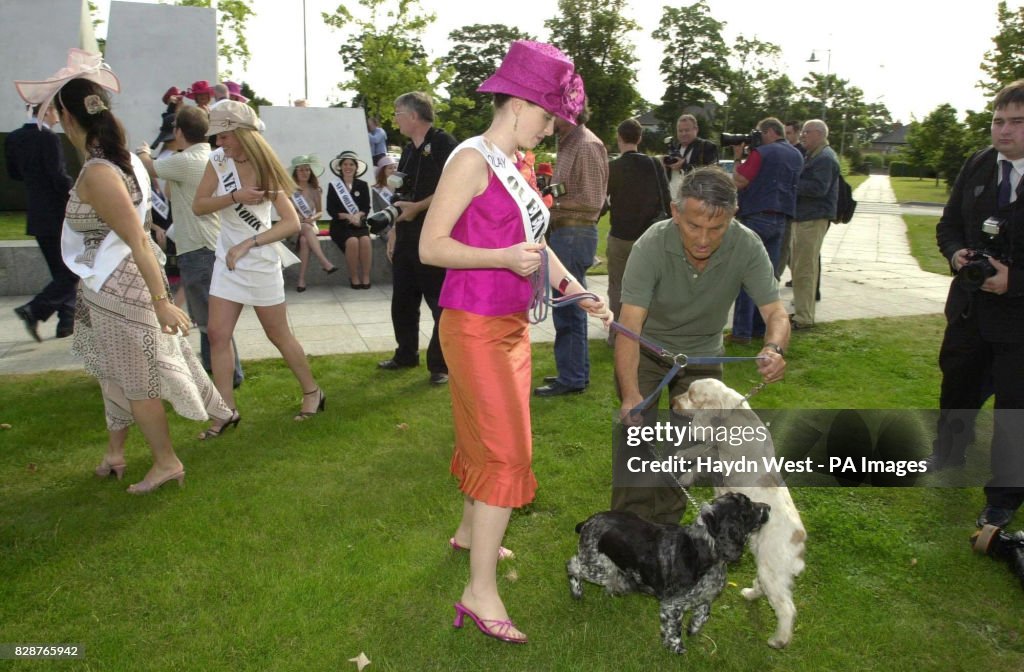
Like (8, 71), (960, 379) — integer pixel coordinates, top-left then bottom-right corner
(126, 469), (185, 495)
(94, 459), (126, 481)
(452, 602), (527, 644)
(449, 537), (515, 561)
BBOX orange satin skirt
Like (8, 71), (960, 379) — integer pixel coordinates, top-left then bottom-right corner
(440, 309), (537, 508)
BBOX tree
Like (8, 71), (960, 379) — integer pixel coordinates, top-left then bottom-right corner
(323, 0), (448, 132)
(240, 82), (272, 109)
(979, 1), (1024, 96)
(442, 24), (535, 140)
(903, 104), (969, 187)
(545, 0), (643, 143)
(178, 0), (256, 74)
(718, 36), (783, 136)
(651, 0), (730, 129)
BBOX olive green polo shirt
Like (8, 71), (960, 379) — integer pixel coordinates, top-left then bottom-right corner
(620, 218), (779, 356)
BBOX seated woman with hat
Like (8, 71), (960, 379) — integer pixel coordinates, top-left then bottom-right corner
(289, 154), (337, 291)
(326, 151), (372, 289)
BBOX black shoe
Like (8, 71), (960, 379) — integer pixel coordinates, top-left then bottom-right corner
(534, 380), (585, 397)
(815, 291), (821, 302)
(14, 305), (42, 343)
(977, 505), (1015, 529)
(430, 372), (449, 385)
(56, 324), (74, 338)
(378, 358), (418, 370)
(784, 280), (793, 287)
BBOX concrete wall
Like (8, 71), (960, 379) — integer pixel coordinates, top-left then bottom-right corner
(259, 106), (373, 216)
(0, 0), (96, 209)
(104, 1), (217, 150)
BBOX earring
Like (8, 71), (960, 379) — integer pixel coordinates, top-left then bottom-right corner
(514, 115), (519, 132)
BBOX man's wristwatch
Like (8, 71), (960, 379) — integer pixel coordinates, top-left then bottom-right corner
(763, 342), (784, 356)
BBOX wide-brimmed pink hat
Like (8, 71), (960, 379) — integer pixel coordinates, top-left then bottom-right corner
(186, 80), (214, 100)
(14, 48), (120, 121)
(162, 86), (184, 105)
(223, 81), (249, 103)
(477, 41), (585, 125)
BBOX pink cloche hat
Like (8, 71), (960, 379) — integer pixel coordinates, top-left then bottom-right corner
(224, 81), (249, 103)
(476, 41), (585, 125)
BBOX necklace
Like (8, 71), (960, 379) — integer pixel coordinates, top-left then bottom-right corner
(234, 157), (249, 164)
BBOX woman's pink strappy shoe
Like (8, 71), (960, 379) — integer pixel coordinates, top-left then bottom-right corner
(126, 469), (185, 495)
(94, 459), (126, 481)
(452, 602), (527, 644)
(448, 537), (515, 561)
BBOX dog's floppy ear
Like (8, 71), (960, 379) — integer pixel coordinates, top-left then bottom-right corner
(698, 502), (719, 537)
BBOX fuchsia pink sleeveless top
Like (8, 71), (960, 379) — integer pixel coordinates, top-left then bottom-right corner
(439, 171), (533, 316)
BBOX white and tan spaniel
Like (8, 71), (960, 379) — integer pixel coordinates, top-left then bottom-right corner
(672, 378), (807, 649)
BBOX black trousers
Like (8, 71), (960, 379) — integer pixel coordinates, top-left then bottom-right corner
(390, 232), (446, 373)
(27, 234), (77, 327)
(938, 309), (1024, 510)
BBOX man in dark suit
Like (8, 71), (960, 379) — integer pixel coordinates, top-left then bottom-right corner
(5, 104), (75, 341)
(931, 79), (1024, 529)
(665, 113), (718, 198)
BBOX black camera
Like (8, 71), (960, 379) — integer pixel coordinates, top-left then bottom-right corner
(662, 137), (683, 166)
(971, 524), (1024, 590)
(958, 217), (1008, 291)
(721, 129), (763, 149)
(366, 172), (409, 235)
(543, 182), (566, 199)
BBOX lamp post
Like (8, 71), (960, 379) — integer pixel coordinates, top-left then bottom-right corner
(806, 48), (831, 122)
(300, 0), (310, 102)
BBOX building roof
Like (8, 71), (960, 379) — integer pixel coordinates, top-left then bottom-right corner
(872, 125), (910, 145)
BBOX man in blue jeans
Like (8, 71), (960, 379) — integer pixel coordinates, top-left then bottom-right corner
(730, 117), (803, 344)
(535, 105), (608, 396)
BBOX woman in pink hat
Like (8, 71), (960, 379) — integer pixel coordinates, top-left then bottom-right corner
(186, 80), (214, 110)
(14, 50), (233, 494)
(421, 41), (612, 645)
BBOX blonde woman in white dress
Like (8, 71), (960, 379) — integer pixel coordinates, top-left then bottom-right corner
(193, 102), (325, 435)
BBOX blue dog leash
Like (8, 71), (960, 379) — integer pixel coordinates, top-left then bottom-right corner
(529, 248), (601, 324)
(609, 321), (766, 416)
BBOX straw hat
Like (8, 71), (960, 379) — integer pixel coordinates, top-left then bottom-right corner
(14, 48), (120, 120)
(289, 154), (325, 177)
(330, 151), (367, 178)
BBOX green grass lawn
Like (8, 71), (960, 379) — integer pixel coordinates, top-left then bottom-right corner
(889, 177), (950, 204)
(1, 315), (1022, 671)
(0, 210), (29, 240)
(904, 214), (951, 276)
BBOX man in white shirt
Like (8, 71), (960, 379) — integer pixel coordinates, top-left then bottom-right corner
(137, 106), (244, 386)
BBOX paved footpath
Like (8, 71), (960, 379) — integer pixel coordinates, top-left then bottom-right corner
(0, 175), (951, 375)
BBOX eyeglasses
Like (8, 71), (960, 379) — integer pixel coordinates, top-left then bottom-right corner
(393, 110), (409, 119)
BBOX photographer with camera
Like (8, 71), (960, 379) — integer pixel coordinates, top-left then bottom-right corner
(378, 92), (457, 385)
(664, 114), (718, 198)
(728, 117), (803, 344)
(932, 80), (1024, 529)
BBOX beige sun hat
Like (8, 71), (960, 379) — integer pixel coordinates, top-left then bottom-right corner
(14, 48), (120, 120)
(208, 99), (265, 134)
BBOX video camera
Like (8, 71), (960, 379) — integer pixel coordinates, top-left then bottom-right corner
(958, 217), (1010, 291)
(721, 129), (763, 149)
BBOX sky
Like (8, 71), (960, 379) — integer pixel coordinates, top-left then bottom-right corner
(90, 0), (1020, 124)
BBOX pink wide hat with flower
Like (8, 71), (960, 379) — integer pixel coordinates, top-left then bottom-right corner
(14, 48), (120, 120)
(476, 40), (585, 125)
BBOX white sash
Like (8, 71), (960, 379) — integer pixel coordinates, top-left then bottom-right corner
(151, 188), (170, 220)
(329, 177), (361, 216)
(292, 192), (314, 220)
(61, 153), (154, 292)
(447, 136), (549, 243)
(210, 149), (300, 267)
